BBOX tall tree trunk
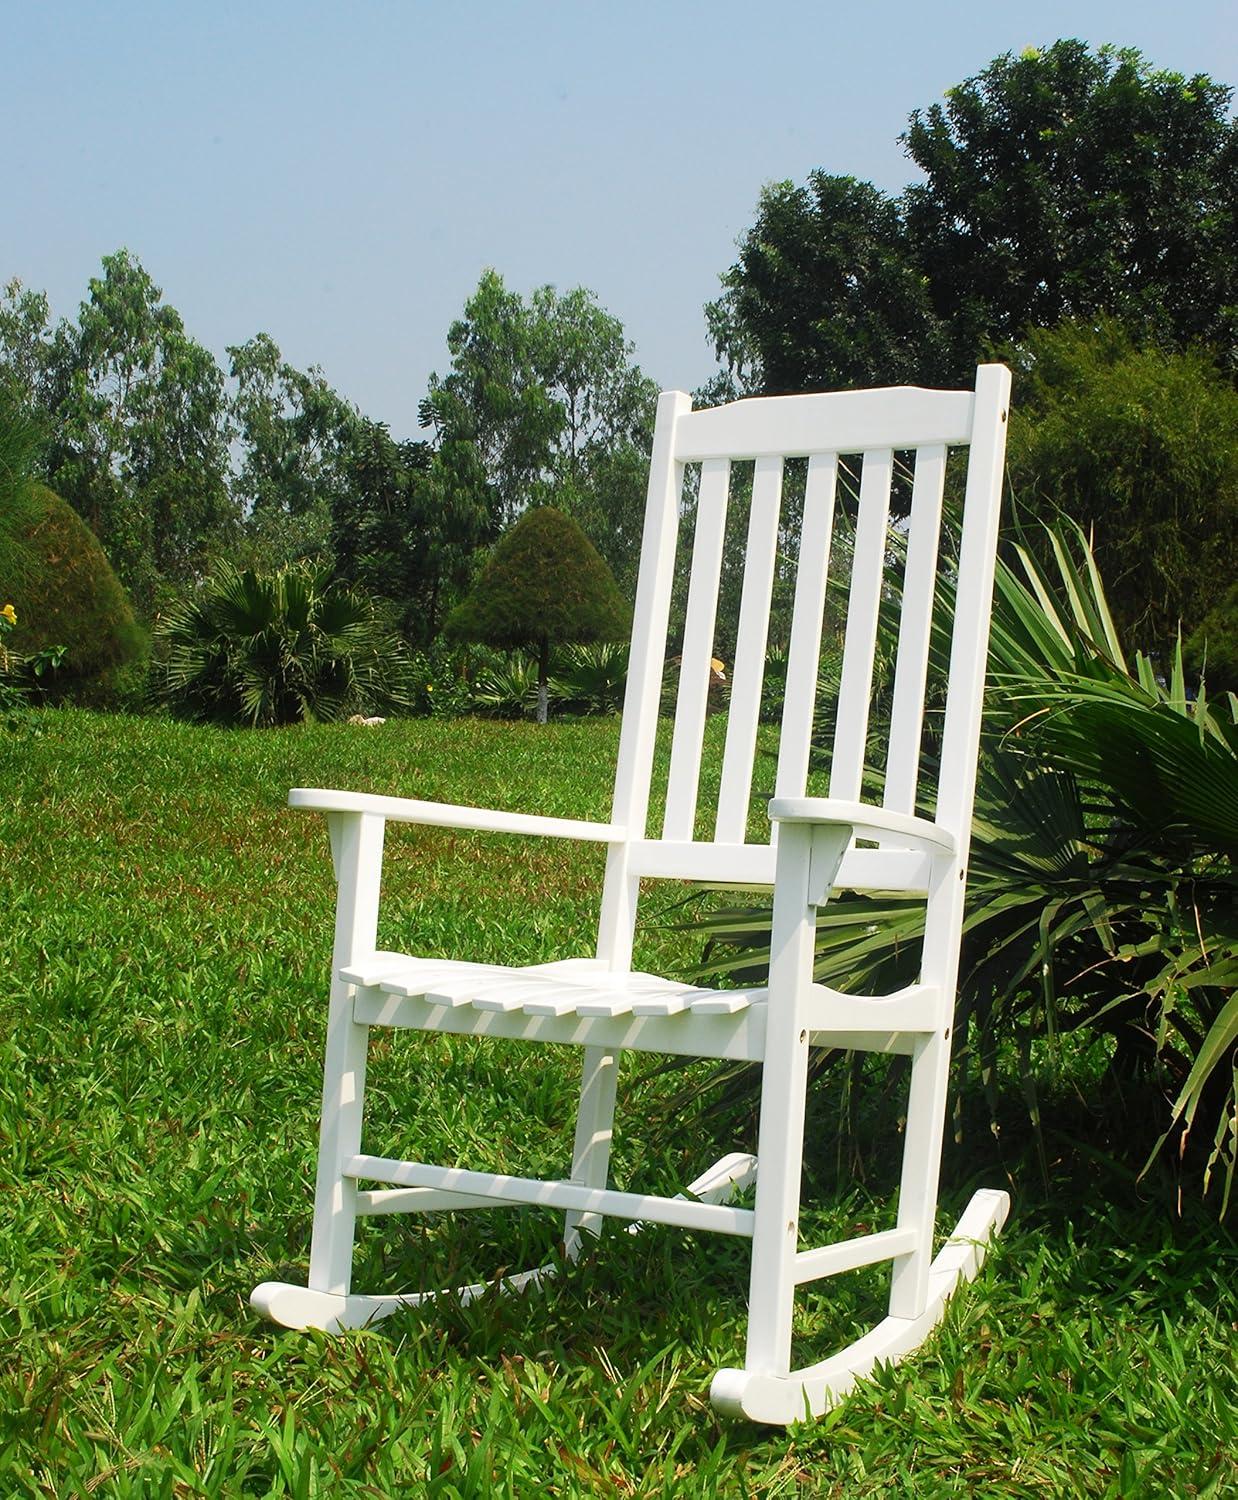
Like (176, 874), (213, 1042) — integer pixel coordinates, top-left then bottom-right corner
(537, 637), (550, 724)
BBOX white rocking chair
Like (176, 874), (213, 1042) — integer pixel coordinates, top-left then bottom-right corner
(252, 365), (1013, 1425)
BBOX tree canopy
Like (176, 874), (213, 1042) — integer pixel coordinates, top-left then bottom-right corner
(227, 331), (358, 568)
(709, 41), (1238, 394)
(2, 254), (236, 607)
(423, 272), (657, 594)
(904, 42), (1238, 377)
(705, 174), (946, 395)
(0, 259), (496, 637)
(447, 505), (628, 721)
(331, 419), (491, 645)
(1005, 320), (1238, 655)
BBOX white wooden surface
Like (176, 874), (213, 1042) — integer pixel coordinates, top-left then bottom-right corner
(774, 452), (839, 804)
(829, 448), (894, 804)
(664, 457), (730, 840)
(715, 454), (782, 843)
(254, 366), (1013, 1426)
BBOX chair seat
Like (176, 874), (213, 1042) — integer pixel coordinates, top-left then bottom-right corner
(339, 951), (770, 1059)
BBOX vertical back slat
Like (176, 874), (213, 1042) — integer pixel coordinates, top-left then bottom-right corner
(663, 459), (731, 839)
(715, 455), (784, 843)
(774, 452), (840, 801)
(932, 365), (1012, 844)
(609, 391), (692, 836)
(883, 444), (947, 814)
(829, 449), (894, 803)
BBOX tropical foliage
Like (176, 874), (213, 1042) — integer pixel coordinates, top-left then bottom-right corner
(465, 651), (540, 719)
(549, 640), (630, 717)
(153, 564), (414, 727)
(697, 521), (1238, 1214)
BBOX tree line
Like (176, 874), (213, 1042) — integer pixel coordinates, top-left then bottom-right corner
(0, 257), (657, 641)
(2, 38), (1236, 686)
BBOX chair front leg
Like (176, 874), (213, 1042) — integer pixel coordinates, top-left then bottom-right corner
(307, 811), (385, 1297)
(744, 822), (849, 1377)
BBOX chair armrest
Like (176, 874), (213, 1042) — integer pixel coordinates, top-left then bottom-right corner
(767, 797), (956, 855)
(288, 787), (624, 843)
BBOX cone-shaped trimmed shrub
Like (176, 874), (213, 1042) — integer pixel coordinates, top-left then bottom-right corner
(0, 481), (146, 705)
(447, 506), (629, 721)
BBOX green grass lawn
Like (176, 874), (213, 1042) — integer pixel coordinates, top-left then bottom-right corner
(1, 709), (1235, 1497)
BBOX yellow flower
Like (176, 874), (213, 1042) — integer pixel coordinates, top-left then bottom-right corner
(0, 603), (16, 625)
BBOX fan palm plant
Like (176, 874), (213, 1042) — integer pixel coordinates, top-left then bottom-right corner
(549, 641), (630, 715)
(155, 564), (414, 727)
(696, 521), (1237, 1214)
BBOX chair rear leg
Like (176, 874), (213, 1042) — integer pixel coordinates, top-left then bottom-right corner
(888, 1028), (952, 1319)
(563, 1045), (620, 1258)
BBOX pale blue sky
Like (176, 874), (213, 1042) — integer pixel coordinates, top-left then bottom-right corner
(5, 2), (1235, 435)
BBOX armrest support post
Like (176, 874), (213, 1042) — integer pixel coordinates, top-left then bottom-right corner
(325, 812), (386, 968)
(308, 810), (385, 1297)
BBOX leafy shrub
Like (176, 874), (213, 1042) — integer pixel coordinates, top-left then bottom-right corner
(466, 652), (540, 719)
(0, 398), (145, 706)
(549, 641), (630, 716)
(1185, 580), (1238, 695)
(448, 506), (629, 722)
(1005, 321), (1238, 659)
(456, 641), (631, 719)
(401, 642), (476, 717)
(0, 601), (66, 709)
(153, 564), (415, 727)
(696, 520), (1238, 1216)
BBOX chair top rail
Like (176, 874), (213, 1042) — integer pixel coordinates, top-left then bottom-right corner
(672, 385), (976, 462)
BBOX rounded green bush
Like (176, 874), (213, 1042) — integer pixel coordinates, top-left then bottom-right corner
(0, 481), (146, 705)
